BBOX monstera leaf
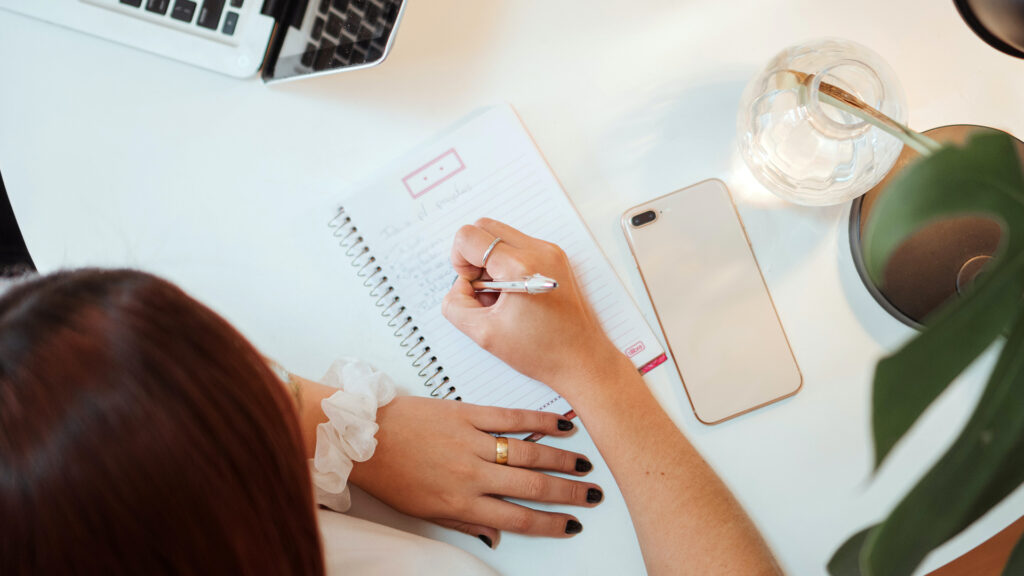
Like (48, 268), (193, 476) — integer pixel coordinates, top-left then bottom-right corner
(829, 131), (1024, 576)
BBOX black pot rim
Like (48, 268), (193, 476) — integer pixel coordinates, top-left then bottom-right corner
(953, 0), (1024, 59)
(848, 196), (924, 330)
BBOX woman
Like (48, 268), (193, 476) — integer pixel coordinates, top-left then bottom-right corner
(0, 220), (778, 574)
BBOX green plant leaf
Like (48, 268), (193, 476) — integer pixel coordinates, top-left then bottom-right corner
(862, 132), (1024, 467)
(830, 390), (1024, 576)
(871, 250), (1024, 467)
(965, 427), (1024, 547)
(861, 303), (1024, 576)
(827, 527), (874, 576)
(1003, 533), (1024, 576)
(865, 132), (1024, 283)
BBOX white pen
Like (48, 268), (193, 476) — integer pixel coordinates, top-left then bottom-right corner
(471, 273), (559, 294)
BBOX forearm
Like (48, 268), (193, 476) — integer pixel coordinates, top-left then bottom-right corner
(267, 364), (335, 460)
(563, 355), (779, 575)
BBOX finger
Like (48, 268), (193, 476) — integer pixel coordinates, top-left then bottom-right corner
(473, 218), (568, 281)
(452, 223), (534, 285)
(475, 434), (593, 475)
(450, 224), (501, 279)
(466, 496), (584, 538)
(466, 270), (499, 307)
(474, 218), (536, 247)
(486, 466), (603, 508)
(477, 291), (499, 307)
(503, 439), (593, 477)
(432, 518), (500, 550)
(466, 405), (576, 437)
(441, 277), (489, 335)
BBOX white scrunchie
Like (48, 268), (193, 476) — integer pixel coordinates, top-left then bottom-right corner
(310, 358), (396, 512)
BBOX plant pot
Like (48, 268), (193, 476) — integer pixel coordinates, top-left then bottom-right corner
(849, 125), (1024, 328)
(954, 0), (1024, 59)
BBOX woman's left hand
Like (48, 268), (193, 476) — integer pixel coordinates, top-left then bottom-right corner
(348, 396), (602, 548)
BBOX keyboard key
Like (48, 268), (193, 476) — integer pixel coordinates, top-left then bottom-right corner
(315, 40), (336, 70)
(197, 0), (225, 29)
(171, 0), (196, 21)
(311, 17), (324, 41)
(363, 3), (379, 23)
(357, 23), (375, 41)
(351, 0), (366, 10)
(229, 0), (243, 6)
(341, 16), (360, 38)
(318, 0), (329, 13)
(366, 44), (383, 62)
(331, 0), (350, 12)
(120, 0), (143, 7)
(301, 43), (316, 67)
(334, 41), (354, 62)
(326, 13), (342, 37)
(145, 0), (170, 14)
(222, 11), (239, 34)
(348, 45), (366, 65)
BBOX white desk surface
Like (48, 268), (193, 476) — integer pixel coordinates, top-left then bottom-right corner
(3, 1), (1023, 574)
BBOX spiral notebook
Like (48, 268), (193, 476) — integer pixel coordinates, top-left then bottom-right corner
(325, 105), (666, 416)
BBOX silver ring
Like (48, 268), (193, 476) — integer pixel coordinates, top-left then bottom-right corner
(481, 237), (503, 268)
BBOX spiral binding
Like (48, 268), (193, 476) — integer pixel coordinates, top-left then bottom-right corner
(329, 207), (460, 401)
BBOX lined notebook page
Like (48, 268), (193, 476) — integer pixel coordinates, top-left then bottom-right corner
(334, 106), (665, 414)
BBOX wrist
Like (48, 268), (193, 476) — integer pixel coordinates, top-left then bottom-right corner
(289, 373), (336, 459)
(552, 346), (642, 408)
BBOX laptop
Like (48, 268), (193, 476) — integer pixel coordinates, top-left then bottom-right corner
(0, 0), (406, 82)
(0, 171), (36, 278)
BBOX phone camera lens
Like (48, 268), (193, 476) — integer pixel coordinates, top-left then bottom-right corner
(631, 211), (657, 227)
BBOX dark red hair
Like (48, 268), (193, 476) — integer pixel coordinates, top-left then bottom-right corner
(0, 269), (324, 575)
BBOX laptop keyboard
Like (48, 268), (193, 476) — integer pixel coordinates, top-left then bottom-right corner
(82, 0), (402, 76)
(85, 0), (244, 39)
(301, 0), (401, 70)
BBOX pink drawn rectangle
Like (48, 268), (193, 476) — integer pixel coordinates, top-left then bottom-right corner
(625, 340), (646, 358)
(402, 148), (465, 199)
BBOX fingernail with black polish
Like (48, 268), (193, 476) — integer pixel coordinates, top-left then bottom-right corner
(587, 488), (603, 504)
(575, 458), (592, 473)
(478, 534), (493, 549)
(557, 419), (574, 431)
(565, 520), (583, 535)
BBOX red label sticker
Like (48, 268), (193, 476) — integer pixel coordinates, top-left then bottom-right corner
(639, 353), (667, 375)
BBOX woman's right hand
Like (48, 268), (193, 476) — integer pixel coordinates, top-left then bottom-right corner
(444, 220), (781, 574)
(442, 218), (627, 397)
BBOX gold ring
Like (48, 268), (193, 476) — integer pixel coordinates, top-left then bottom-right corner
(495, 436), (509, 465)
(481, 237), (503, 268)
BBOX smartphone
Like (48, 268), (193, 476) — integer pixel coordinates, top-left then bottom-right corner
(621, 179), (801, 424)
